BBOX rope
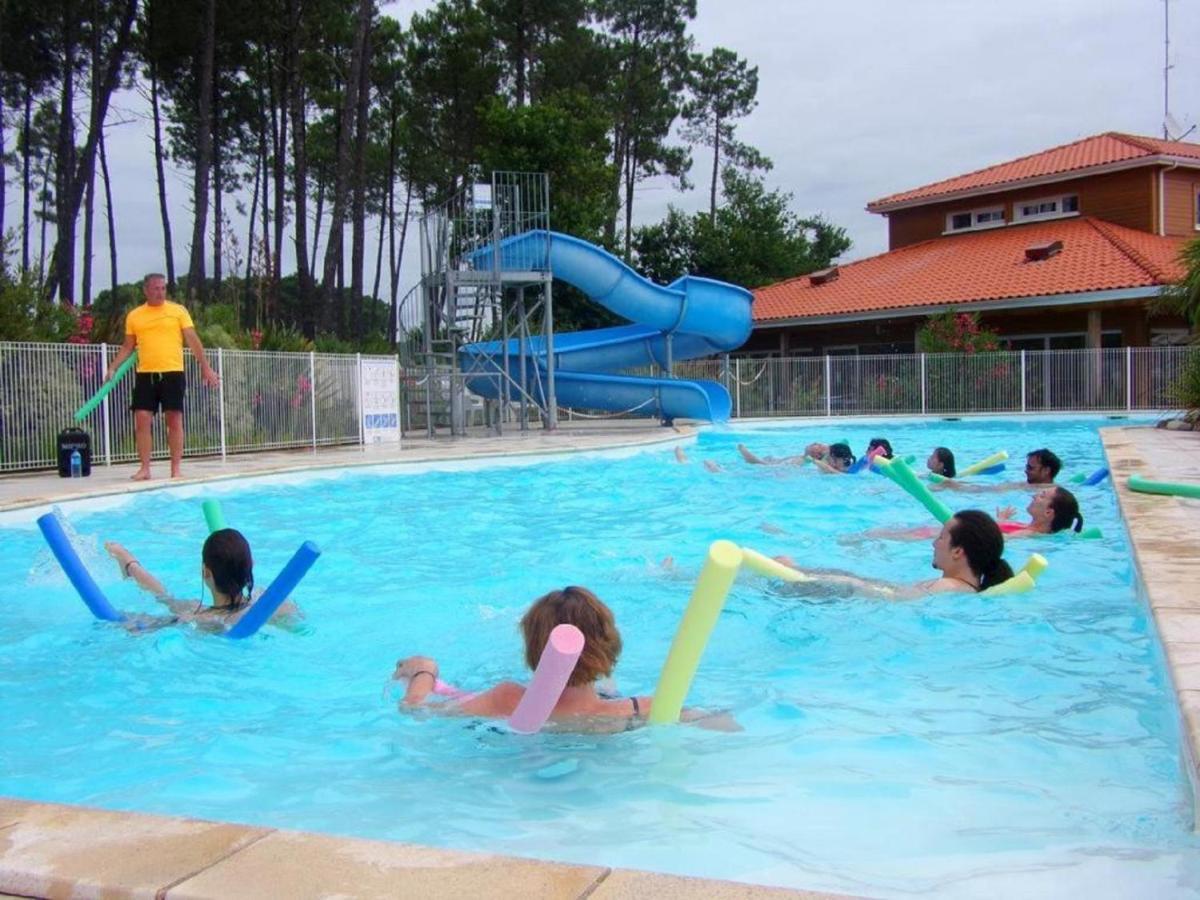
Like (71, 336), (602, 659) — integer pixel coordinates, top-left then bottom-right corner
(556, 398), (656, 419)
(729, 362), (768, 386)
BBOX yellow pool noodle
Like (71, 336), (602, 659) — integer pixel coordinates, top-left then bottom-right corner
(980, 553), (1048, 597)
(650, 540), (742, 725)
(740, 548), (812, 583)
(959, 450), (1009, 478)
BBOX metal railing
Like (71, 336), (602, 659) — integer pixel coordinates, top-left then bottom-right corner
(0, 342), (400, 473)
(2, 342), (1193, 472)
(707, 346), (1195, 418)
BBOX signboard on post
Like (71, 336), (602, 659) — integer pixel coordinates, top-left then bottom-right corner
(359, 357), (401, 446)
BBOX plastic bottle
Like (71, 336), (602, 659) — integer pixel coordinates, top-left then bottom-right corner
(69, 449), (82, 478)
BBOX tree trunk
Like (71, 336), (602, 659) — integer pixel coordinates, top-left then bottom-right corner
(350, 9), (373, 341)
(211, 81), (223, 296)
(150, 54), (176, 292)
(244, 131), (262, 318)
(260, 108), (271, 320)
(622, 136), (637, 260)
(55, 2), (78, 303)
(82, 154), (94, 305)
(287, 0), (313, 337)
(188, 0), (217, 303)
(269, 52), (286, 312)
(39, 150), (52, 281)
(389, 179), (412, 347)
(310, 174), (323, 279)
(22, 86), (33, 272)
(319, 0), (372, 331)
(709, 115), (721, 223)
(0, 95), (6, 242)
(44, 0), (136, 303)
(98, 127), (118, 291)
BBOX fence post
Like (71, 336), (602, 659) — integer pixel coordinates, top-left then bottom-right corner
(1125, 346), (1133, 411)
(217, 348), (227, 461)
(99, 343), (112, 466)
(1020, 350), (1027, 413)
(824, 355), (832, 417)
(310, 351), (318, 450)
(920, 353), (927, 415)
(735, 358), (741, 417)
(356, 352), (364, 447)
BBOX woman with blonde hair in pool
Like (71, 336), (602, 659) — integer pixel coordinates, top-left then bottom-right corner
(395, 586), (736, 729)
(777, 509), (1015, 600)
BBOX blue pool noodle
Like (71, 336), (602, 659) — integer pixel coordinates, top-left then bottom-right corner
(1084, 467), (1109, 486)
(36, 513), (125, 622)
(224, 541), (320, 639)
(977, 463), (1006, 475)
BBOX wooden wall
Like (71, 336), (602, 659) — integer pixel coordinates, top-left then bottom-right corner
(1163, 168), (1200, 236)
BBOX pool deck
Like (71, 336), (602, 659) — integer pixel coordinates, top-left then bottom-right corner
(0, 421), (850, 899)
(0, 420), (697, 514)
(1101, 425), (1200, 826)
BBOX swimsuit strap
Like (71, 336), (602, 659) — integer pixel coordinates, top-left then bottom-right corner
(630, 696), (641, 718)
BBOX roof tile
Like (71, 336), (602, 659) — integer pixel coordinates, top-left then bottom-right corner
(753, 217), (1187, 322)
(868, 132), (1200, 209)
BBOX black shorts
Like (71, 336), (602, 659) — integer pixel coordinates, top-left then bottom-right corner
(131, 371), (186, 413)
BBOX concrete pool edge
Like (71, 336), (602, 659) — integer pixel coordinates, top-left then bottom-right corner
(1101, 425), (1200, 829)
(0, 797), (852, 899)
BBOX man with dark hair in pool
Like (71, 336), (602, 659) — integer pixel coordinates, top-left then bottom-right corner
(933, 447), (1062, 492)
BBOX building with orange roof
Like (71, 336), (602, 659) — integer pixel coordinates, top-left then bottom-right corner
(745, 132), (1198, 356)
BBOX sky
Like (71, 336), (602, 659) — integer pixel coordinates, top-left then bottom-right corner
(3, 0), (1198, 305)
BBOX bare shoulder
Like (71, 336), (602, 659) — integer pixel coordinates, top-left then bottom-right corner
(458, 680), (524, 717)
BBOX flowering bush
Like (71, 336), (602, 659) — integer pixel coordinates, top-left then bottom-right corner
(917, 311), (1002, 354)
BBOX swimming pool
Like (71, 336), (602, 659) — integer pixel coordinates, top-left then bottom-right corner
(2, 416), (1198, 897)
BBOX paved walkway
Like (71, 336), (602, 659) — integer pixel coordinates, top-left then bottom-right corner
(0, 420), (695, 513)
(1102, 425), (1200, 823)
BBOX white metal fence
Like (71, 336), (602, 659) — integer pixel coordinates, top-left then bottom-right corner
(0, 342), (396, 473)
(681, 346), (1196, 418)
(1, 343), (1194, 473)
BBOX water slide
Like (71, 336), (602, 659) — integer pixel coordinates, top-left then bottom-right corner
(459, 231), (753, 422)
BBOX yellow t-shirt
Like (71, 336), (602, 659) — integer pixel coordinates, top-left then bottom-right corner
(125, 301), (195, 373)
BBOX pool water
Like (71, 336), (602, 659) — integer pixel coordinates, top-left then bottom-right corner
(2, 416), (1199, 897)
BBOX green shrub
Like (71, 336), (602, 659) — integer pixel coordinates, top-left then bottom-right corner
(1167, 346), (1200, 412)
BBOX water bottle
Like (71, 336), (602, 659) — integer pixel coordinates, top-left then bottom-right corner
(69, 449), (82, 479)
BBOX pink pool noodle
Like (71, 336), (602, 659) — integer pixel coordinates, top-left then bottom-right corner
(507, 623), (585, 734)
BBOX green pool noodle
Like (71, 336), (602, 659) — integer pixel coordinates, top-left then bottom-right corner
(959, 450), (1008, 478)
(1128, 474), (1200, 501)
(202, 499), (227, 533)
(902, 454), (916, 465)
(650, 540), (741, 725)
(927, 472), (947, 484)
(73, 351), (137, 422)
(1073, 526), (1103, 540)
(877, 457), (953, 523)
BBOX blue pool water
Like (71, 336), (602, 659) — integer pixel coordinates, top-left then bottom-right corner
(2, 416), (1200, 897)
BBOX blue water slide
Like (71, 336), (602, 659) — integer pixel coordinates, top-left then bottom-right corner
(459, 231), (753, 422)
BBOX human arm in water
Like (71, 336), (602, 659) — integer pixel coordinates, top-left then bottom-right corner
(737, 443), (807, 466)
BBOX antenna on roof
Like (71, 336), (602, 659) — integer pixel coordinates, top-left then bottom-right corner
(1161, 0), (1196, 141)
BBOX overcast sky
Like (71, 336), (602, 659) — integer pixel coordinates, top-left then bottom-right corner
(4, 0), (1197, 302)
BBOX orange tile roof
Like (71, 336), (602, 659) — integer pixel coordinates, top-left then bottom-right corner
(752, 217), (1187, 323)
(868, 132), (1200, 210)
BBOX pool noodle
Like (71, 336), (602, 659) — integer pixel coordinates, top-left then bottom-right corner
(202, 499), (226, 533)
(876, 457), (953, 523)
(507, 623), (585, 734)
(224, 541), (321, 639)
(73, 351), (137, 422)
(36, 513), (125, 622)
(1128, 474), (1200, 500)
(650, 540), (742, 725)
(981, 553), (1048, 597)
(959, 450), (1009, 478)
(740, 547), (812, 582)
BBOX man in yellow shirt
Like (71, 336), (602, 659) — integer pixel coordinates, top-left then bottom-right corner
(104, 273), (220, 480)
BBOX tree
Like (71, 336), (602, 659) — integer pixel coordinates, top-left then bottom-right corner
(633, 168), (851, 289)
(593, 0), (696, 257)
(680, 47), (769, 221)
(1158, 237), (1200, 329)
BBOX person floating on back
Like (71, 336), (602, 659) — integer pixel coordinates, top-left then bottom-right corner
(103, 273), (219, 480)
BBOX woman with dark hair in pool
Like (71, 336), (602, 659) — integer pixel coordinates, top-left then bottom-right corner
(778, 509), (1015, 599)
(860, 487), (1084, 542)
(104, 529), (299, 630)
(394, 586), (737, 730)
(736, 441), (857, 472)
(927, 447), (956, 478)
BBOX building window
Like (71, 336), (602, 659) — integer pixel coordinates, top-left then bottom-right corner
(1008, 330), (1120, 350)
(945, 205), (1006, 233)
(1013, 193), (1080, 223)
